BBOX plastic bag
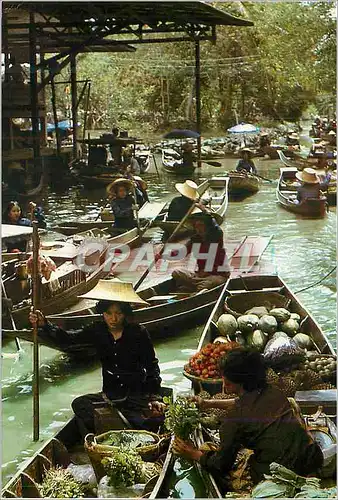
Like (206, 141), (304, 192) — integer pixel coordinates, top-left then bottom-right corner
(263, 333), (304, 368)
(251, 479), (290, 498)
(97, 475), (145, 498)
(67, 463), (97, 488)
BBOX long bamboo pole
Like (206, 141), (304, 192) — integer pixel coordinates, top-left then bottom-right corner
(195, 40), (202, 169)
(32, 221), (40, 441)
(70, 51), (78, 159)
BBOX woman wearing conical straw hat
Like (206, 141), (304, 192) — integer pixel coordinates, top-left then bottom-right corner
(29, 279), (164, 437)
(294, 168), (323, 204)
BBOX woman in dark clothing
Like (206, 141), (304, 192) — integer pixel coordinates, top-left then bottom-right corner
(3, 201), (46, 251)
(173, 348), (323, 493)
(294, 168), (322, 203)
(29, 280), (164, 437)
(109, 179), (137, 230)
(236, 149), (257, 175)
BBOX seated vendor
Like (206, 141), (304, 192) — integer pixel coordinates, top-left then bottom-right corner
(109, 178), (137, 230)
(174, 142), (195, 169)
(285, 132), (300, 149)
(167, 180), (198, 221)
(29, 280), (165, 437)
(2, 200), (46, 252)
(172, 211), (230, 292)
(294, 168), (322, 203)
(236, 148), (257, 175)
(173, 348), (323, 494)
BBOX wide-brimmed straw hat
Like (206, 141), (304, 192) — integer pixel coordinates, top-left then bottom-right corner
(78, 278), (148, 305)
(328, 130), (336, 136)
(189, 206), (223, 225)
(288, 133), (299, 139)
(260, 132), (269, 136)
(175, 180), (198, 201)
(295, 168), (320, 184)
(106, 178), (133, 195)
(240, 148), (253, 157)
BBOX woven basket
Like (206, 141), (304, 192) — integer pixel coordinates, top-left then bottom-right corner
(224, 291), (289, 318)
(183, 367), (223, 396)
(84, 430), (162, 482)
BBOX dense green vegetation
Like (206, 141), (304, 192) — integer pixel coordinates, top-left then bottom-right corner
(48, 1), (336, 133)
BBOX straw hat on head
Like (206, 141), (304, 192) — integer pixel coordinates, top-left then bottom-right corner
(240, 148), (253, 157)
(288, 133), (299, 139)
(78, 278), (148, 305)
(106, 177), (133, 196)
(175, 180), (198, 201)
(295, 168), (320, 184)
(260, 132), (269, 136)
(328, 130), (336, 136)
(189, 206), (223, 225)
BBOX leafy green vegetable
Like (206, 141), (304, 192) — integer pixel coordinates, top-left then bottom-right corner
(164, 396), (201, 440)
(102, 450), (143, 487)
(39, 467), (86, 498)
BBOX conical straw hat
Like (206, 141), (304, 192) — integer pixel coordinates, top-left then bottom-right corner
(78, 278), (148, 305)
(189, 206), (223, 225)
(106, 178), (133, 196)
(295, 168), (320, 184)
(175, 180), (198, 200)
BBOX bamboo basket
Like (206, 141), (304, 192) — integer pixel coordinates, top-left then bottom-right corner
(183, 366), (223, 396)
(84, 430), (165, 482)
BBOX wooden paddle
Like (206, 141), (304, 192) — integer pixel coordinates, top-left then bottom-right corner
(131, 183), (141, 232)
(152, 154), (161, 180)
(134, 198), (200, 291)
(254, 173), (275, 183)
(202, 160), (222, 167)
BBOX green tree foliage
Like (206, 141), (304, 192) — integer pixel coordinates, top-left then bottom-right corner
(46, 1), (336, 132)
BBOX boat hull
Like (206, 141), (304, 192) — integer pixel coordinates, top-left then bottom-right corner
(228, 172), (260, 196)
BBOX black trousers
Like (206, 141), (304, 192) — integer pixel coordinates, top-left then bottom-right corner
(72, 392), (164, 436)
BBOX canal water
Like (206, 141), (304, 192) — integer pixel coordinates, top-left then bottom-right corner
(2, 156), (336, 486)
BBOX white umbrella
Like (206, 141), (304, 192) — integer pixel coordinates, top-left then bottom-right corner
(227, 123), (260, 133)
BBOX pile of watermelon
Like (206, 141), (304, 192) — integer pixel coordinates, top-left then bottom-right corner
(184, 341), (240, 379)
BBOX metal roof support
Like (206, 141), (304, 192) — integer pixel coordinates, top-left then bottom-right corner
(29, 12), (41, 173)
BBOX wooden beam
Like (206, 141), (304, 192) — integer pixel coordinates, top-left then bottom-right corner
(195, 39), (202, 169)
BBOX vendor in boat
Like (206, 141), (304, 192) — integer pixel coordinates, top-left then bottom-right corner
(286, 132), (300, 149)
(173, 348), (323, 494)
(293, 168), (322, 204)
(236, 148), (257, 175)
(28, 279), (165, 437)
(172, 211), (230, 292)
(2, 201), (46, 251)
(175, 142), (195, 169)
(108, 178), (138, 230)
(123, 147), (141, 176)
(259, 132), (271, 149)
(167, 180), (198, 221)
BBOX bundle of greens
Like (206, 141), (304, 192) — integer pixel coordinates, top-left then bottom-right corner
(102, 450), (143, 488)
(39, 467), (86, 498)
(164, 396), (201, 440)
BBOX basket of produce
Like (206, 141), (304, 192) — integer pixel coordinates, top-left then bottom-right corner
(224, 291), (289, 318)
(303, 353), (336, 383)
(84, 430), (164, 481)
(183, 340), (240, 395)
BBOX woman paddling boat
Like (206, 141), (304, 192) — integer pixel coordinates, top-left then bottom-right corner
(29, 279), (165, 438)
(173, 347), (323, 495)
(235, 148), (257, 175)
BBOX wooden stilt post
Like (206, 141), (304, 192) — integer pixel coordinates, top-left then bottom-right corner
(83, 81), (91, 142)
(195, 39), (202, 169)
(32, 221), (41, 441)
(51, 77), (61, 157)
(70, 52), (78, 159)
(29, 13), (41, 172)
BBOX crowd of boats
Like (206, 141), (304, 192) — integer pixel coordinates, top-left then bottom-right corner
(1, 122), (337, 499)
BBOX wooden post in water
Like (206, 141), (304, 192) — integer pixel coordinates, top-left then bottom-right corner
(51, 77), (61, 157)
(195, 39), (202, 169)
(32, 221), (41, 441)
(70, 52), (78, 159)
(83, 81), (91, 142)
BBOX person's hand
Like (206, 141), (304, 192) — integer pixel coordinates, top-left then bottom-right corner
(187, 395), (208, 410)
(172, 437), (203, 461)
(29, 308), (46, 328)
(148, 401), (166, 414)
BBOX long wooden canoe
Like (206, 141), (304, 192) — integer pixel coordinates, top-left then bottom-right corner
(155, 177), (229, 236)
(1, 388), (174, 499)
(277, 150), (315, 170)
(276, 168), (328, 218)
(186, 274), (336, 497)
(228, 171), (260, 197)
(161, 150), (196, 176)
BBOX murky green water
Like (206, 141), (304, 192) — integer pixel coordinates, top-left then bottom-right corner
(2, 155), (336, 484)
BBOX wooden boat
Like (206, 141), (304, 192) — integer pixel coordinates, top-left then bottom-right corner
(161, 150), (196, 176)
(277, 168), (328, 218)
(185, 274), (336, 497)
(2, 225), (148, 330)
(1, 387), (174, 499)
(277, 150), (314, 170)
(52, 201), (165, 237)
(4, 235), (272, 355)
(228, 171), (260, 197)
(155, 177), (229, 236)
(2, 172), (46, 200)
